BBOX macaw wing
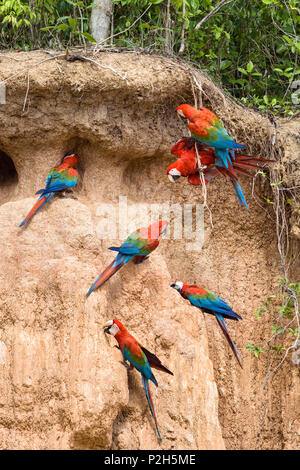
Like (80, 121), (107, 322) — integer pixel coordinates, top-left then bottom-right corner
(215, 127), (237, 147)
(45, 170), (59, 189)
(35, 168), (60, 194)
(47, 169), (78, 192)
(188, 167), (219, 185)
(187, 291), (241, 320)
(123, 344), (148, 370)
(37, 169), (76, 195)
(139, 345), (173, 376)
(191, 121), (245, 151)
(117, 232), (148, 255)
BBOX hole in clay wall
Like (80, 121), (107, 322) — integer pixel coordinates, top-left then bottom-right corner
(0, 151), (18, 205)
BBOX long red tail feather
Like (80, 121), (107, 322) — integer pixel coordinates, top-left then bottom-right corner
(86, 260), (124, 296)
(19, 194), (53, 227)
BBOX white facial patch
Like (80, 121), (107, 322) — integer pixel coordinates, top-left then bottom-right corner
(174, 281), (183, 291)
(161, 223), (168, 235)
(177, 109), (185, 117)
(168, 168), (181, 183)
(109, 323), (120, 336)
(170, 168), (181, 176)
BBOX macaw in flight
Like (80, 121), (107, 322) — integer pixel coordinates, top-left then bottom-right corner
(19, 154), (79, 227)
(167, 137), (272, 209)
(171, 281), (243, 368)
(86, 220), (168, 297)
(104, 318), (173, 441)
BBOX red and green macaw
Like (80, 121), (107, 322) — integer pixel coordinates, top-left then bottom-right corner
(176, 104), (248, 207)
(86, 220), (168, 297)
(167, 136), (272, 209)
(167, 137), (217, 185)
(19, 154), (79, 227)
(171, 281), (243, 368)
(104, 318), (173, 441)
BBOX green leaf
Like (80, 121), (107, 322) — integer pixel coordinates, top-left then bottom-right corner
(68, 17), (78, 32)
(238, 67), (248, 75)
(220, 60), (232, 70)
(247, 61), (254, 73)
(82, 32), (97, 43)
(40, 26), (56, 31)
(57, 23), (69, 31)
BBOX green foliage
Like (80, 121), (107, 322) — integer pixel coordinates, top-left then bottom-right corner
(40, 3), (97, 45)
(253, 295), (276, 320)
(0, 0), (96, 49)
(0, 1), (299, 114)
(246, 344), (265, 358)
(111, 0), (299, 115)
(247, 278), (300, 359)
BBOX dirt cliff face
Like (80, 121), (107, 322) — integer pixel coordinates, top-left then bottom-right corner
(0, 51), (299, 450)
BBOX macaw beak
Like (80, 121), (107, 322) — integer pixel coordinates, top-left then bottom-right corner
(161, 223), (168, 235)
(177, 110), (185, 120)
(170, 283), (176, 288)
(168, 174), (180, 183)
(103, 320), (113, 334)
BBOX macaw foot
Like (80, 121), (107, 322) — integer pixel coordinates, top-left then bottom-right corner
(120, 360), (131, 370)
(59, 194), (78, 200)
(65, 189), (74, 193)
(134, 255), (149, 265)
(197, 165), (207, 172)
(120, 360), (134, 371)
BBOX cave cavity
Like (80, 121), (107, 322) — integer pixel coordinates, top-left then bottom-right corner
(0, 151), (18, 205)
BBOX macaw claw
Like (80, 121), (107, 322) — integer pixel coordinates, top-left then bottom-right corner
(120, 360), (132, 371)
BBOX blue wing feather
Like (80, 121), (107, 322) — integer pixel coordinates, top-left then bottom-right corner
(187, 293), (242, 320)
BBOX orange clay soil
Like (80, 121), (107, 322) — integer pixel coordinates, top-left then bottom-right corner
(0, 51), (299, 449)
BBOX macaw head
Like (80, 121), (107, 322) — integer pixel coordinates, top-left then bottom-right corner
(62, 154), (79, 167)
(167, 163), (181, 183)
(176, 105), (216, 124)
(103, 318), (126, 336)
(176, 104), (198, 121)
(170, 281), (183, 292)
(146, 220), (168, 239)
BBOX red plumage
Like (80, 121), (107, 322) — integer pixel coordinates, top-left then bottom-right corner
(168, 137), (273, 186)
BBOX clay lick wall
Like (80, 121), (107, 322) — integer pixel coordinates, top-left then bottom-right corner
(0, 51), (299, 450)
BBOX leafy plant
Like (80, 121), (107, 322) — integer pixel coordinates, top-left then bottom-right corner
(0, 0), (96, 48)
(246, 278), (300, 360)
(111, 0), (299, 115)
(246, 344), (265, 358)
(0, 0), (298, 115)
